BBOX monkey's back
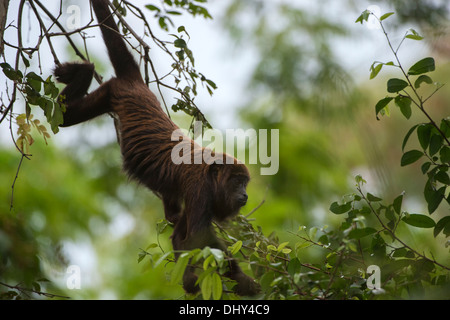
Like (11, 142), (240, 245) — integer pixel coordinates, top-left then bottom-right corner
(111, 80), (201, 195)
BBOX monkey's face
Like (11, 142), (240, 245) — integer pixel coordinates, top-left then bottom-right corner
(211, 163), (250, 221)
(229, 175), (249, 209)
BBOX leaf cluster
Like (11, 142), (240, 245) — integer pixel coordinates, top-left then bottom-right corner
(357, 10), (450, 229)
(141, 10), (450, 301)
(145, 0), (211, 31)
(1, 63), (62, 153)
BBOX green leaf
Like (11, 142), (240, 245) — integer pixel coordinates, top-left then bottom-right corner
(27, 79), (42, 92)
(408, 57), (435, 75)
(429, 134), (442, 156)
(209, 248), (224, 267)
(157, 219), (169, 234)
(158, 17), (168, 31)
(228, 240), (242, 256)
(277, 241), (289, 253)
(309, 227), (317, 241)
(435, 171), (450, 185)
(367, 193), (382, 202)
(26, 71), (44, 82)
(206, 79), (217, 89)
(370, 234), (386, 258)
(145, 4), (160, 12)
(355, 10), (370, 24)
(392, 248), (415, 258)
(421, 162), (431, 174)
(394, 96), (412, 119)
(260, 272), (275, 291)
(32, 282), (41, 293)
(402, 214), (435, 228)
(417, 124), (432, 150)
(203, 253), (215, 270)
(211, 273), (222, 300)
(375, 97), (393, 119)
(393, 194), (403, 214)
(50, 102), (64, 134)
(171, 252), (189, 285)
(440, 119), (450, 138)
(355, 174), (367, 186)
(137, 251), (147, 263)
(434, 216), (450, 237)
(174, 38), (187, 48)
(440, 146), (450, 163)
(414, 75), (433, 88)
(287, 258), (302, 276)
(405, 34), (424, 40)
(347, 241), (358, 252)
(152, 251), (172, 269)
(370, 62), (383, 79)
(385, 206), (396, 223)
(201, 273), (212, 300)
(1, 63), (23, 81)
(424, 181), (445, 214)
(401, 150), (423, 166)
(380, 12), (395, 21)
(392, 248), (407, 257)
(387, 78), (408, 93)
(406, 28), (423, 41)
(25, 103), (31, 119)
(348, 227), (377, 239)
(402, 124), (419, 151)
(21, 54), (30, 68)
(329, 201), (351, 214)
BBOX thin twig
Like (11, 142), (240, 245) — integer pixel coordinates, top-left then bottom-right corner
(10, 153), (30, 211)
(375, 13), (450, 147)
(0, 281), (70, 299)
(245, 186), (269, 218)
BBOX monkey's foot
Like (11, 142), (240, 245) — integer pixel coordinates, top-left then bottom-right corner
(183, 272), (200, 294)
(53, 62), (94, 84)
(232, 272), (260, 296)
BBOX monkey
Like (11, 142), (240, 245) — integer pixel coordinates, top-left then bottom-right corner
(54, 0), (259, 296)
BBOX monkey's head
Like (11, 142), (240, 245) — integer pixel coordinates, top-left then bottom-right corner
(209, 154), (250, 221)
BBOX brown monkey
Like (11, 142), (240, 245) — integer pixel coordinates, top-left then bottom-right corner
(54, 0), (259, 296)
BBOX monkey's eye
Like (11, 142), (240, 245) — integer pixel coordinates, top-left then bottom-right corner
(232, 177), (246, 189)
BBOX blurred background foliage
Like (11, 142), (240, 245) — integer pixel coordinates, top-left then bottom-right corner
(1, 0), (449, 299)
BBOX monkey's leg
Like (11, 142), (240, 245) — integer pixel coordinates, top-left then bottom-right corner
(173, 220), (260, 296)
(171, 214), (200, 294)
(224, 256), (260, 296)
(190, 228), (260, 296)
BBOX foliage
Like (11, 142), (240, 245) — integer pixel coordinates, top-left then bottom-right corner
(0, 0), (215, 159)
(1, 2), (450, 300)
(137, 9), (450, 301)
(142, 174), (449, 300)
(0, 63), (62, 152)
(356, 9), (450, 234)
(1, 0), (218, 299)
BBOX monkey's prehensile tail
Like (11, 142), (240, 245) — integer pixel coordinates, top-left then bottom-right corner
(91, 0), (142, 81)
